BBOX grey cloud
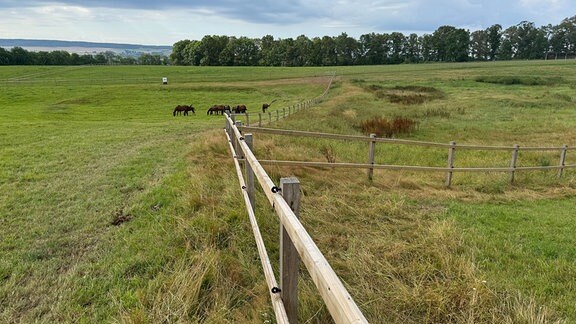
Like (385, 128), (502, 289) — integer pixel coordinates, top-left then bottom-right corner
(1, 0), (324, 24)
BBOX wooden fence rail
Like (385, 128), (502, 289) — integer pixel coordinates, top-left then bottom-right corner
(238, 126), (574, 186)
(225, 114), (368, 323)
(240, 126), (575, 151)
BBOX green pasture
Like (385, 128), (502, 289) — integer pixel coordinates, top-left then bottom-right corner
(1, 61), (576, 322)
(0, 65), (327, 321)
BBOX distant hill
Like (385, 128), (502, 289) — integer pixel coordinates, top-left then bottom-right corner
(0, 39), (172, 57)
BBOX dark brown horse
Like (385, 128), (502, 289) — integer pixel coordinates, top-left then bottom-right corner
(262, 99), (277, 112)
(173, 105), (195, 116)
(207, 104), (231, 115)
(233, 104), (247, 114)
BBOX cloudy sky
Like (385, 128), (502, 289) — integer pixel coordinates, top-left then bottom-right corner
(0, 0), (574, 45)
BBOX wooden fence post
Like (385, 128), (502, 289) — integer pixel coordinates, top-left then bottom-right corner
(510, 144), (519, 184)
(280, 177), (301, 324)
(258, 113), (262, 127)
(268, 111), (272, 124)
(245, 134), (255, 207)
(276, 110), (280, 121)
(245, 112), (250, 126)
(445, 141), (456, 187)
(283, 107), (286, 118)
(367, 134), (376, 181)
(558, 144), (568, 178)
(234, 121), (243, 159)
(225, 115), (231, 137)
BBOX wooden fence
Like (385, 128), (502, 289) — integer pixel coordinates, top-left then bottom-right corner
(225, 114), (368, 323)
(229, 73), (335, 128)
(237, 126), (576, 186)
(223, 71), (574, 322)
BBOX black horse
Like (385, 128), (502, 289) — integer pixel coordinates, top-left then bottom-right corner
(173, 105), (195, 116)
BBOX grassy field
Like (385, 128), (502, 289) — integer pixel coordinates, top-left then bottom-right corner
(1, 61), (576, 322)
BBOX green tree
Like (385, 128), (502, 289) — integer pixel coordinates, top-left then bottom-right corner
(277, 38), (298, 66)
(34, 51), (50, 65)
(138, 54), (166, 65)
(553, 16), (576, 58)
(259, 35), (278, 66)
(197, 35), (229, 66)
(182, 40), (202, 66)
(359, 33), (386, 65)
(564, 16), (576, 55)
(388, 32), (406, 64)
(219, 37), (260, 66)
(487, 24), (502, 60)
(48, 50), (72, 65)
(119, 56), (137, 65)
(319, 36), (338, 66)
(502, 21), (547, 60)
(294, 35), (313, 66)
(432, 25), (470, 62)
(171, 39), (192, 65)
(335, 32), (359, 65)
(420, 34), (435, 61)
(0, 47), (11, 65)
(10, 47), (32, 65)
(93, 53), (107, 64)
(470, 30), (489, 60)
(405, 33), (421, 63)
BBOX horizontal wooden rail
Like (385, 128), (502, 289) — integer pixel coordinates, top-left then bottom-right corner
(226, 115), (368, 324)
(239, 126), (574, 151)
(254, 159), (576, 172)
(457, 144), (570, 151)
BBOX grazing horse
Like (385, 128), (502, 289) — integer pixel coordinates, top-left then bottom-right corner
(233, 104), (247, 114)
(207, 104), (230, 115)
(173, 105), (195, 116)
(262, 99), (277, 113)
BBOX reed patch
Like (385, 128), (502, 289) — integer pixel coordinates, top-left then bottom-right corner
(475, 75), (563, 86)
(358, 116), (418, 137)
(366, 84), (446, 105)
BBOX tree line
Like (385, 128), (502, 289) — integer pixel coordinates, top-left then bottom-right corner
(0, 48), (169, 65)
(171, 16), (576, 66)
(2, 16), (575, 66)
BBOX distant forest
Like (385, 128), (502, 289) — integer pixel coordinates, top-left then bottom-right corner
(2, 16), (576, 66)
(171, 16), (576, 66)
(0, 47), (168, 65)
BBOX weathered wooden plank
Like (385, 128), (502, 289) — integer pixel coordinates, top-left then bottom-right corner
(367, 134), (376, 181)
(445, 141), (456, 187)
(253, 159), (576, 172)
(510, 144), (519, 184)
(558, 144), (568, 178)
(239, 126), (574, 151)
(280, 177), (301, 324)
(245, 134), (255, 207)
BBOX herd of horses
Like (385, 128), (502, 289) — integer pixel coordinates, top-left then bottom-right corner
(172, 101), (276, 117)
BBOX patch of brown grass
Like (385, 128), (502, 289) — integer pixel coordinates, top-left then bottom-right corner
(358, 116), (418, 137)
(367, 85), (447, 105)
